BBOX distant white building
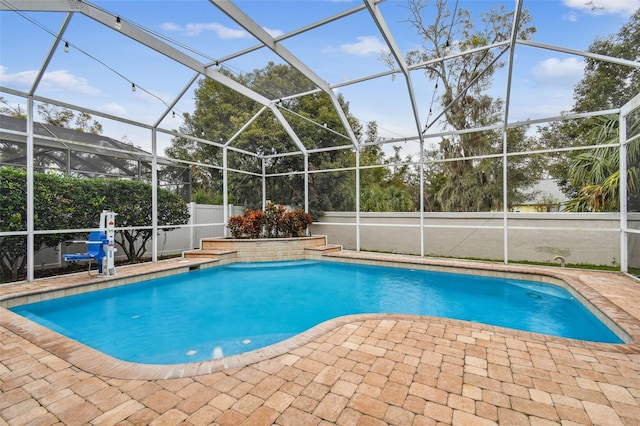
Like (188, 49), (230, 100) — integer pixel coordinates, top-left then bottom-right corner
(513, 179), (569, 212)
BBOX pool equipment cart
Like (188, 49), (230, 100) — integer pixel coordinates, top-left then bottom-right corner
(63, 211), (117, 277)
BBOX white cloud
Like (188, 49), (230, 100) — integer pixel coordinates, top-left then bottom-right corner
(159, 22), (181, 32)
(562, 0), (640, 16)
(0, 67), (101, 96)
(264, 27), (284, 38)
(189, 23), (246, 38)
(160, 22), (284, 39)
(131, 86), (175, 106)
(562, 12), (578, 22)
(338, 36), (389, 56)
(101, 102), (127, 116)
(532, 57), (585, 86)
(161, 21), (249, 38)
(518, 101), (575, 119)
(0, 66), (33, 87)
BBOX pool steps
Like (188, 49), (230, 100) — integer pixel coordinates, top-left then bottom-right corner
(181, 249), (236, 260)
(183, 236), (342, 263)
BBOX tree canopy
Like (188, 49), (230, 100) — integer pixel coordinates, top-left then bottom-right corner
(573, 9), (640, 114)
(166, 62), (415, 216)
(389, 0), (540, 211)
(541, 9), (640, 212)
(168, 17), (549, 214)
(0, 99), (104, 135)
(36, 103), (104, 134)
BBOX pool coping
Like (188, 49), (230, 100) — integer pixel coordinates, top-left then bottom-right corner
(1, 251), (639, 380)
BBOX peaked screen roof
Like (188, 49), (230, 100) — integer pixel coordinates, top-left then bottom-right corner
(1, 0), (638, 158)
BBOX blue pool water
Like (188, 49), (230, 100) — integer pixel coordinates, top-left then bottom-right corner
(11, 260), (623, 364)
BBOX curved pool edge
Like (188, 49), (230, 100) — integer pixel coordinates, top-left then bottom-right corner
(322, 251), (638, 344)
(0, 306), (637, 381)
(1, 254), (639, 380)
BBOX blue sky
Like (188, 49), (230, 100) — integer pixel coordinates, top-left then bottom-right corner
(1, 0), (638, 156)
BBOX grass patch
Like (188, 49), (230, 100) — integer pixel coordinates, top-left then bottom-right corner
(360, 249), (622, 272)
(511, 259), (620, 271)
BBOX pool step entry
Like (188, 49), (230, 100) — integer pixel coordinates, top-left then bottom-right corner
(305, 244), (343, 257)
(182, 236), (342, 262)
(182, 249), (236, 261)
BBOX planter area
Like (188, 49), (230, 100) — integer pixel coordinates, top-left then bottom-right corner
(183, 235), (341, 263)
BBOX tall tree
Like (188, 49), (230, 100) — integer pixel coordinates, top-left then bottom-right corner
(73, 111), (103, 135)
(37, 103), (73, 128)
(391, 0), (537, 211)
(167, 62), (423, 215)
(166, 68), (255, 199)
(168, 63), (402, 216)
(541, 9), (640, 211)
(167, 64), (320, 207)
(573, 9), (640, 114)
(1, 99), (103, 133)
(361, 144), (415, 212)
(0, 96), (26, 118)
(37, 103), (104, 134)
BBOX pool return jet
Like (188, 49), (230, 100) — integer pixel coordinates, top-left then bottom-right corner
(63, 211), (117, 277)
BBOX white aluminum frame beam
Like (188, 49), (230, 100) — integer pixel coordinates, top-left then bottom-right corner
(26, 97), (35, 282)
(213, 1), (385, 65)
(518, 39), (640, 69)
(153, 72), (199, 128)
(1, 0), (307, 154)
(501, 0), (524, 265)
(364, 0), (424, 140)
(619, 92), (640, 274)
(363, 0), (426, 256)
(619, 110), (628, 273)
(29, 12), (72, 95)
(211, 0), (359, 149)
(151, 129), (158, 263)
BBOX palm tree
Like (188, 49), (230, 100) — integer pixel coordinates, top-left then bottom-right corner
(565, 115), (639, 212)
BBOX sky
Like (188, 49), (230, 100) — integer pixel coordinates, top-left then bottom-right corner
(1, 0), (638, 158)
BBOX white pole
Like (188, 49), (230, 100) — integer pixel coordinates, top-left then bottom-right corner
(151, 129), (158, 263)
(619, 111), (628, 273)
(356, 148), (361, 252)
(26, 96), (35, 282)
(500, 0), (524, 265)
(304, 154), (309, 213)
(189, 202), (196, 248)
(223, 147), (229, 237)
(420, 140), (425, 257)
(262, 157), (267, 211)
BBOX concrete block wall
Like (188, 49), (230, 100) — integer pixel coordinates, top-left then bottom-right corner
(311, 212), (640, 268)
(201, 236), (328, 262)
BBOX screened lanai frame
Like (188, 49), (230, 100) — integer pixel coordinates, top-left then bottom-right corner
(1, 0), (638, 282)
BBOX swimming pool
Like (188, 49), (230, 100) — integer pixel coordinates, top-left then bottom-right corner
(10, 260), (623, 364)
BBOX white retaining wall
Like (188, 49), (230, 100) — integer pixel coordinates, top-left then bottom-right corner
(33, 209), (639, 270)
(310, 212), (640, 268)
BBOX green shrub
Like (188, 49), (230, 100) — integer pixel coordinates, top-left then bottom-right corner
(0, 167), (190, 282)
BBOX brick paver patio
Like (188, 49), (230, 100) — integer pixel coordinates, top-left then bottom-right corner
(1, 252), (639, 425)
